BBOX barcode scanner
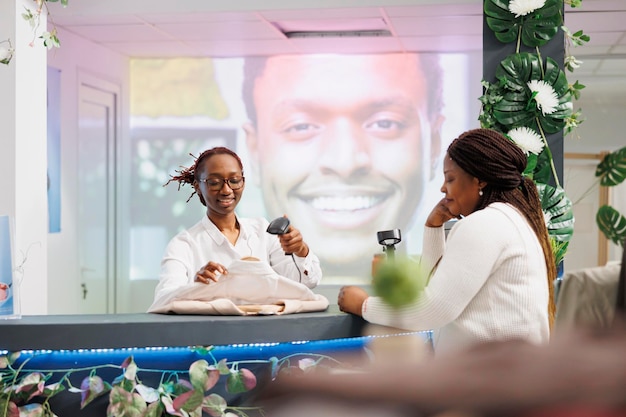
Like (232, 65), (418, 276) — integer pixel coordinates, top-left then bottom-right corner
(267, 217), (292, 255)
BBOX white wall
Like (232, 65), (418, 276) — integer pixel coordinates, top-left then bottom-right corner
(0, 0), (49, 316)
(563, 75), (626, 271)
(46, 27), (129, 314)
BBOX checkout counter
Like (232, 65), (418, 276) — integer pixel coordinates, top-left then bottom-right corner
(0, 306), (431, 416)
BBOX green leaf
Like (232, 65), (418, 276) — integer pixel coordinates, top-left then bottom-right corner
(532, 147), (553, 184)
(523, 153), (538, 177)
(173, 389), (203, 412)
(0, 352), (20, 368)
(595, 146), (626, 187)
(190, 345), (214, 355)
(189, 360), (210, 391)
(43, 382), (65, 398)
(134, 384), (159, 403)
(15, 372), (45, 396)
(0, 397), (18, 417)
(596, 205), (626, 247)
(202, 393), (227, 417)
(488, 53), (572, 134)
(226, 368), (257, 394)
(142, 401), (164, 417)
(106, 388), (146, 417)
(484, 0), (563, 47)
(216, 359), (230, 375)
(550, 238), (569, 265)
(80, 375), (111, 409)
(536, 183), (575, 243)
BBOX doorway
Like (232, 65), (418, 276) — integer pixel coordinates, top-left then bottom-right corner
(77, 76), (119, 314)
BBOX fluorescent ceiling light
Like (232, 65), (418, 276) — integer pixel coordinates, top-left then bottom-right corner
(272, 17), (391, 38)
(284, 30), (391, 38)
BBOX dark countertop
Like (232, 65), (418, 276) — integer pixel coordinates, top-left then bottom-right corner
(0, 305), (367, 351)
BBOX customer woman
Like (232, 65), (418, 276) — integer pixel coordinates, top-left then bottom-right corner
(338, 128), (556, 354)
(153, 146), (322, 302)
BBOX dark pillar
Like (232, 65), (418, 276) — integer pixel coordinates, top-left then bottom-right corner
(482, 4), (565, 186)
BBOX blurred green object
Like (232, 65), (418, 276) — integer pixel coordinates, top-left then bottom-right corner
(372, 256), (427, 308)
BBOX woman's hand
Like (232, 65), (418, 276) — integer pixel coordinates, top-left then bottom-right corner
(195, 261), (228, 284)
(279, 225), (309, 258)
(338, 286), (369, 317)
(425, 197), (457, 228)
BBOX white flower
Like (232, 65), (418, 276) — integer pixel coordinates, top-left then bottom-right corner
(527, 80), (559, 115)
(509, 0), (547, 17)
(0, 45), (13, 63)
(42, 31), (60, 49)
(564, 55), (583, 72)
(508, 127), (544, 155)
(564, 55), (583, 69)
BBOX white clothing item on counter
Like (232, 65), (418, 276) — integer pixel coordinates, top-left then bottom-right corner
(149, 259), (328, 315)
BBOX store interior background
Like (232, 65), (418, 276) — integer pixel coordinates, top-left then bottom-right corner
(4, 0), (626, 315)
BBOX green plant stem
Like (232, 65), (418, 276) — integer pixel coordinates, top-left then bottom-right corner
(19, 363), (121, 375)
(536, 46), (545, 78)
(516, 24), (522, 53)
(3, 357), (33, 416)
(536, 117), (561, 188)
(571, 177), (602, 205)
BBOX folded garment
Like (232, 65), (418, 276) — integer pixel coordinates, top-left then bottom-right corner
(148, 259), (329, 315)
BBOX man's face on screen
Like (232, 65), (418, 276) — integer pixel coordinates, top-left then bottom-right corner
(245, 54), (440, 277)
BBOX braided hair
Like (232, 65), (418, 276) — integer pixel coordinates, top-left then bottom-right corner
(447, 128), (557, 328)
(164, 146), (244, 207)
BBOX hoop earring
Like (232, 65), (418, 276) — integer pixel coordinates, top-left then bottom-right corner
(479, 189), (483, 197)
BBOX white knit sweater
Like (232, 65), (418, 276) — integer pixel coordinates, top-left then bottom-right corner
(363, 202), (550, 355)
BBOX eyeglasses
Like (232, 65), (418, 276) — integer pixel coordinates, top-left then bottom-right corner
(198, 176), (245, 191)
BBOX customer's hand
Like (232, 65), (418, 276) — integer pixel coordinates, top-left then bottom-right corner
(338, 286), (368, 316)
(425, 198), (458, 228)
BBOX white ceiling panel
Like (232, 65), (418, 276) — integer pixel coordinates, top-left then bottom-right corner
(141, 11), (260, 24)
(62, 24), (173, 43)
(385, 3), (482, 16)
(187, 39), (300, 57)
(390, 15), (483, 36)
(400, 35), (483, 52)
(259, 7), (384, 20)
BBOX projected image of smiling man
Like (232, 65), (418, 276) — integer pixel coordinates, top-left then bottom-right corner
(243, 53), (444, 283)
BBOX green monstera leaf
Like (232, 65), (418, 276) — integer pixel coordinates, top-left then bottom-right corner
(536, 182), (574, 243)
(484, 0), (563, 47)
(596, 205), (626, 247)
(595, 146), (626, 187)
(492, 53), (572, 134)
(530, 147), (553, 184)
(594, 146), (626, 247)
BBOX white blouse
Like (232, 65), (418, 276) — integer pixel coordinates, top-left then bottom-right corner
(154, 215), (322, 302)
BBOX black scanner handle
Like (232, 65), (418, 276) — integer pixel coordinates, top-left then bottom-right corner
(266, 217), (292, 255)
